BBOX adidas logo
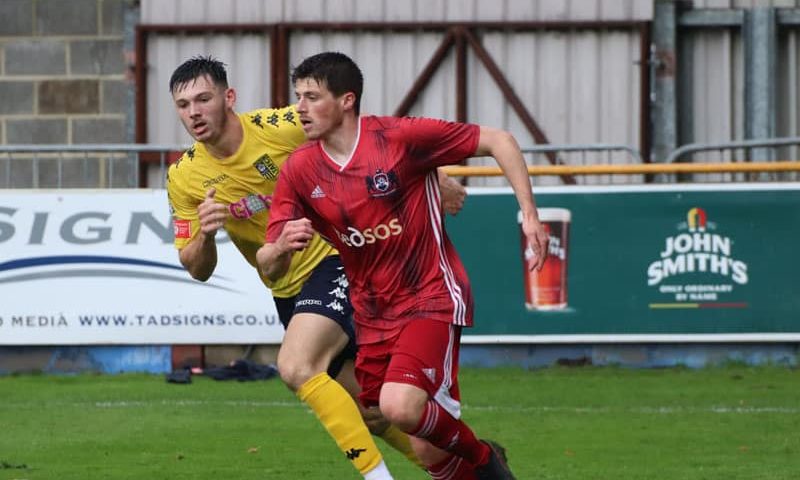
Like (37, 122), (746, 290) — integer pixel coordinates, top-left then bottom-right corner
(311, 185), (325, 198)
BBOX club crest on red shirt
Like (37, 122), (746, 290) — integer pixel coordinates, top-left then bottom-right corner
(365, 168), (399, 197)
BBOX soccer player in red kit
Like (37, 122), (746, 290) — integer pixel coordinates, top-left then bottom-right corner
(257, 52), (548, 480)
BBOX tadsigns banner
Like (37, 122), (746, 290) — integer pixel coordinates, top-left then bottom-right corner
(0, 190), (283, 345)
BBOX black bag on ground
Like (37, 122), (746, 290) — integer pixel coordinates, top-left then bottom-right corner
(203, 360), (278, 381)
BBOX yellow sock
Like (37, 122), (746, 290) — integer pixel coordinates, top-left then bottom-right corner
(378, 424), (425, 469)
(297, 372), (384, 475)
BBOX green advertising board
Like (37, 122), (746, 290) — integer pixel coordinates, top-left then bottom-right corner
(448, 184), (800, 342)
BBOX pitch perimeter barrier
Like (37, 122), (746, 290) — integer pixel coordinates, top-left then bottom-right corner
(450, 183), (800, 343)
(0, 144), (186, 189)
(2, 183), (798, 345)
(2, 143), (799, 188)
(0, 190), (284, 345)
(442, 160), (800, 177)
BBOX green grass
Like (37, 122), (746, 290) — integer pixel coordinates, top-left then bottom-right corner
(0, 366), (798, 479)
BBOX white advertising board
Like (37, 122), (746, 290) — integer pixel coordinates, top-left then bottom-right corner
(0, 190), (283, 345)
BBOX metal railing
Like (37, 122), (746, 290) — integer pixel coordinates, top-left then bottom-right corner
(666, 137), (800, 163)
(0, 144), (186, 189)
(663, 137), (800, 183)
(521, 143), (643, 164)
(470, 143), (645, 185)
(442, 160), (800, 177)
(1, 141), (798, 188)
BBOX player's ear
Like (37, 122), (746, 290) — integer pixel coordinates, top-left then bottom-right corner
(225, 87), (237, 109)
(341, 91), (356, 112)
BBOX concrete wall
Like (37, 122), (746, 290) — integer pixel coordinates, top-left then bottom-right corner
(0, 0), (131, 187)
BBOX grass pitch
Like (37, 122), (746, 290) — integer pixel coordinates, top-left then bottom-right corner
(0, 366), (798, 479)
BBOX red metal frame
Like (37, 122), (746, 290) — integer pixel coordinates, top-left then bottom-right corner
(136, 20), (651, 186)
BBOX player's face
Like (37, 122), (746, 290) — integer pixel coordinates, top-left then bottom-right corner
(294, 78), (349, 141)
(172, 74), (233, 144)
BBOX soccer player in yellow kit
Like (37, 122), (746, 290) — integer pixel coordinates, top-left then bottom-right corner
(166, 56), (464, 479)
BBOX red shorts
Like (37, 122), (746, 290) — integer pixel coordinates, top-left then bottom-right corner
(355, 319), (463, 419)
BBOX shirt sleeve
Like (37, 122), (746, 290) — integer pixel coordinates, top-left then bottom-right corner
(397, 117), (480, 168)
(265, 156), (307, 243)
(166, 158), (200, 250)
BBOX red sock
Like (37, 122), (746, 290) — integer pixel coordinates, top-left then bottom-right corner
(410, 400), (490, 466)
(427, 452), (477, 480)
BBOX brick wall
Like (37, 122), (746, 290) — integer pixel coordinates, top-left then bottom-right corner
(0, 0), (128, 146)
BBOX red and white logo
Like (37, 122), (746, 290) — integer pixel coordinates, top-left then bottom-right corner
(174, 219), (191, 239)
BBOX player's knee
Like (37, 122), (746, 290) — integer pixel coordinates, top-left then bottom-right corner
(361, 407), (391, 435)
(276, 357), (317, 392)
(379, 396), (421, 430)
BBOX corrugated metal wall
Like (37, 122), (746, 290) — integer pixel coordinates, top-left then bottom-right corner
(146, 33), (273, 146)
(684, 3), (800, 168)
(676, 1), (800, 183)
(779, 30), (800, 155)
(140, 0), (651, 186)
(141, 0), (653, 24)
(139, 0), (800, 186)
(679, 30), (744, 160)
(691, 0), (799, 7)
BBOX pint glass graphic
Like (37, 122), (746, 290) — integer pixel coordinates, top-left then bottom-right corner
(518, 208), (571, 310)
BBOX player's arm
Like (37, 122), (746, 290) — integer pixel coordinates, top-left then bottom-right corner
(178, 188), (228, 281)
(256, 218), (314, 281)
(437, 168), (466, 216)
(476, 126), (548, 271)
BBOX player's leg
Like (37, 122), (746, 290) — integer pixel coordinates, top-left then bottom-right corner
(355, 331), (475, 479)
(280, 313), (391, 478)
(378, 320), (516, 479)
(296, 255), (420, 467)
(336, 360), (424, 469)
(274, 257), (392, 479)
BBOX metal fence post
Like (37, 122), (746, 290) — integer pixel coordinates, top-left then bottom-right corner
(744, 8), (777, 168)
(651, 0), (678, 169)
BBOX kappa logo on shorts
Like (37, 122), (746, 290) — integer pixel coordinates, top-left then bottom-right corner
(326, 299), (344, 313)
(328, 286), (347, 300)
(333, 274), (348, 288)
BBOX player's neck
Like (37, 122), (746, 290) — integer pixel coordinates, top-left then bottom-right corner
(320, 115), (359, 166)
(205, 112), (243, 159)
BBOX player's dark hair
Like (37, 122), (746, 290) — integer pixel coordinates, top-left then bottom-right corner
(291, 51), (363, 114)
(169, 55), (228, 93)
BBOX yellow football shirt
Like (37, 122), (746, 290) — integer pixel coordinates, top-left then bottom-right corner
(166, 106), (334, 298)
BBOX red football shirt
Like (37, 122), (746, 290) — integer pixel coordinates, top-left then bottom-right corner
(266, 116), (480, 344)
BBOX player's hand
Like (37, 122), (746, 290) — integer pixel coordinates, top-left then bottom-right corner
(197, 188), (228, 236)
(522, 215), (549, 271)
(276, 218), (314, 253)
(438, 170), (466, 215)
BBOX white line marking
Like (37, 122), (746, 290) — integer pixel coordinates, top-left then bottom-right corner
(2, 400), (797, 414)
